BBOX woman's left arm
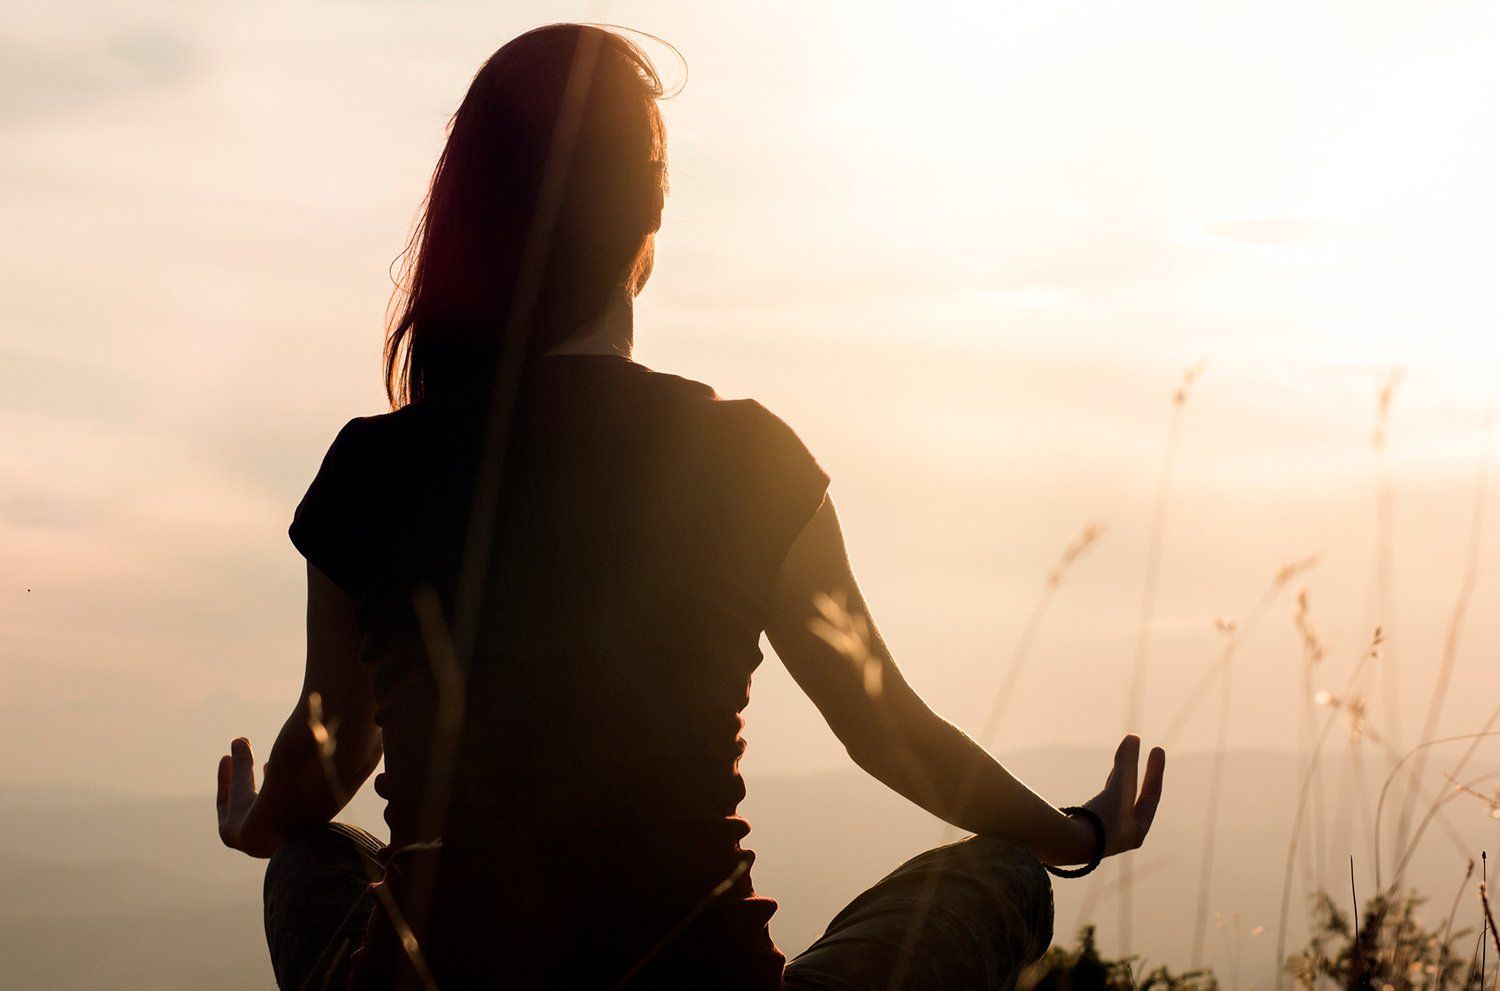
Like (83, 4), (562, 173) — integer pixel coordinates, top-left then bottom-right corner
(216, 562), (383, 859)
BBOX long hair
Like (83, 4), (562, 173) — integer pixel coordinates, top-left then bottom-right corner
(383, 24), (670, 409)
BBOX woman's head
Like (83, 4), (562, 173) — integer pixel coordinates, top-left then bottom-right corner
(384, 24), (671, 407)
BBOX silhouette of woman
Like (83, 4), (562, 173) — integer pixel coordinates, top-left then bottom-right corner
(214, 23), (1165, 990)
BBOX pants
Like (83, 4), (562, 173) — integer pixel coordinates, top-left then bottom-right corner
(263, 823), (1055, 991)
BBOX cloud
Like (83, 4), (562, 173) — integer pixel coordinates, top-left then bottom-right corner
(0, 12), (197, 120)
(1194, 218), (1399, 248)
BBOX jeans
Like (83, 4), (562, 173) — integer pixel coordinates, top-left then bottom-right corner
(263, 823), (1054, 991)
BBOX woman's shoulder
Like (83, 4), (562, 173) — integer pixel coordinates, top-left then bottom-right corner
(633, 363), (787, 426)
(705, 394), (808, 451)
(628, 361), (718, 405)
(309, 404), (444, 477)
(343, 399), (472, 437)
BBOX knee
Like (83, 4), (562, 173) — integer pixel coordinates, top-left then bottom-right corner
(265, 822), (383, 903)
(952, 835), (1048, 889)
(952, 836), (1056, 955)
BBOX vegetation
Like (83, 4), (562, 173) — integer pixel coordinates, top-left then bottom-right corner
(1287, 888), (1484, 991)
(1021, 888), (1487, 991)
(1013, 364), (1498, 991)
(1021, 926), (1218, 991)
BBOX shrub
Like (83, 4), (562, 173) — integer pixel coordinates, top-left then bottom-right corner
(1021, 926), (1218, 991)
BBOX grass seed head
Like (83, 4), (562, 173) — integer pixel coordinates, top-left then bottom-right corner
(1174, 361), (1207, 407)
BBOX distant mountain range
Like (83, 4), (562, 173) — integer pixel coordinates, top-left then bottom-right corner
(4, 747), (1494, 989)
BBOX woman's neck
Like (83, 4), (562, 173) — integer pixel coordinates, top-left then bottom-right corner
(545, 293), (634, 358)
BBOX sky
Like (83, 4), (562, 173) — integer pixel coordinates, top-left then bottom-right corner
(4, 0), (1500, 816)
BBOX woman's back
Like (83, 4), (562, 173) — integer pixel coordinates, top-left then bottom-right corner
(221, 25), (1160, 991)
(289, 353), (829, 988)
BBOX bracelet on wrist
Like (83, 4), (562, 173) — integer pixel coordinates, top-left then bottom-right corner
(1045, 805), (1106, 879)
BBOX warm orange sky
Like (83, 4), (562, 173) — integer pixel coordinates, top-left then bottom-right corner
(5, 1), (1500, 800)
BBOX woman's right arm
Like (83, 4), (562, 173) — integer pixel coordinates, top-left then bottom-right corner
(764, 495), (1165, 868)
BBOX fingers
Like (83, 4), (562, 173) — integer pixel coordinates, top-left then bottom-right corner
(1113, 734), (1141, 810)
(1134, 746), (1166, 838)
(216, 754), (232, 813)
(1090, 738), (1164, 857)
(229, 737), (257, 804)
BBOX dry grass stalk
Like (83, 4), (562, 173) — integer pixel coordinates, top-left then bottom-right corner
(346, 38), (608, 989)
(611, 858), (752, 990)
(1121, 362), (1204, 953)
(408, 28), (607, 869)
(1189, 618), (1239, 967)
(979, 521), (1105, 755)
(1442, 773), (1500, 817)
(962, 523), (1104, 935)
(1372, 368), (1405, 820)
(1441, 860), (1478, 973)
(1124, 363), (1204, 732)
(1483, 874), (1499, 980)
(1168, 560), (1318, 745)
(1293, 589), (1329, 666)
(411, 585), (468, 847)
(1212, 912), (1265, 991)
(1389, 767), (1500, 899)
(1390, 784), (1500, 982)
(1375, 718), (1500, 892)
(1162, 556), (1318, 748)
(805, 590), (953, 991)
(1275, 626), (1385, 991)
(1464, 927), (1486, 991)
(1317, 692), (1385, 749)
(309, 691), (436, 989)
(368, 880), (440, 991)
(810, 589), (883, 700)
(1373, 368), (1404, 451)
(1047, 522), (1106, 590)
(1317, 708), (1477, 895)
(1174, 561), (1317, 970)
(1294, 589), (1329, 896)
(943, 521), (1105, 856)
(305, 691), (348, 809)
(1349, 856), (1362, 991)
(1174, 361), (1207, 407)
(1399, 409), (1492, 854)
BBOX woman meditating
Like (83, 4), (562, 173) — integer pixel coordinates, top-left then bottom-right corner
(214, 23), (1166, 990)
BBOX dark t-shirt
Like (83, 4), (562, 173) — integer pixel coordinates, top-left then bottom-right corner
(287, 353), (829, 989)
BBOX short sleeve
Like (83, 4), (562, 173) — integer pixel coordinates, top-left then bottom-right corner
(288, 417), (374, 598)
(719, 400), (831, 572)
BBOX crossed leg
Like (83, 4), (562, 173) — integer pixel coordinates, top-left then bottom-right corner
(263, 822), (383, 991)
(262, 827), (1052, 991)
(783, 835), (1055, 991)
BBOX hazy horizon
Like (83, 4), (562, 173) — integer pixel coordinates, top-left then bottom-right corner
(6, 747), (1497, 988)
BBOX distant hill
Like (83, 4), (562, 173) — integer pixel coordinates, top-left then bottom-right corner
(3, 747), (1493, 989)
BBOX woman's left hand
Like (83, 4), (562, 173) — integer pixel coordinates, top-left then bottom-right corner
(1080, 734), (1166, 857)
(216, 737), (276, 858)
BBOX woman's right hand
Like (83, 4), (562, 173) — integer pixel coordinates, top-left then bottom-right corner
(1080, 734), (1166, 857)
(216, 737), (279, 859)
